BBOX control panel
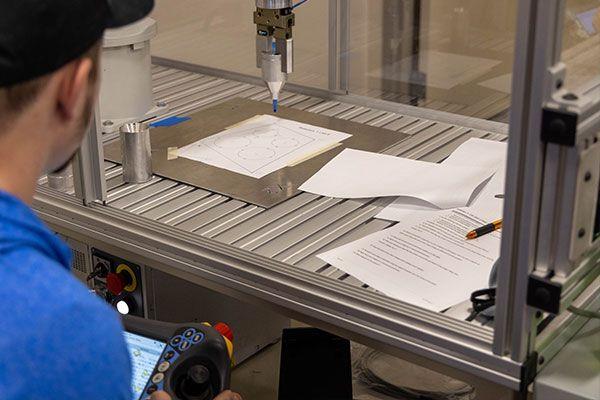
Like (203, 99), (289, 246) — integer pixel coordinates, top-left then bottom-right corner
(88, 249), (145, 317)
(123, 316), (233, 400)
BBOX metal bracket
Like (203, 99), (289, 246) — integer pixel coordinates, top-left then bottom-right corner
(527, 276), (562, 314)
(519, 351), (538, 394)
(541, 108), (578, 146)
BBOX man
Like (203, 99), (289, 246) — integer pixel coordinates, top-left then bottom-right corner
(0, 1), (241, 399)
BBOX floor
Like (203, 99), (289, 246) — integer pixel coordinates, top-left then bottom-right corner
(231, 322), (510, 400)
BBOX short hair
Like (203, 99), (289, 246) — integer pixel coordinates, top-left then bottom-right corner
(0, 41), (101, 123)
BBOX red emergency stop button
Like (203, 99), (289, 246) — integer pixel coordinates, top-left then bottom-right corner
(214, 322), (233, 342)
(106, 272), (130, 295)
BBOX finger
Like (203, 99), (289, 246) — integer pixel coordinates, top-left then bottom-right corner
(215, 390), (243, 400)
(150, 391), (172, 400)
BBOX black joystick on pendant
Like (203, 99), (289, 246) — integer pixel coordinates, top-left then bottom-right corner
(178, 365), (213, 400)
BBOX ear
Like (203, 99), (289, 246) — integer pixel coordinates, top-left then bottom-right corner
(56, 58), (94, 121)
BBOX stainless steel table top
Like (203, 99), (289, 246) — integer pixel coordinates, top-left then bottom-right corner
(94, 64), (507, 295)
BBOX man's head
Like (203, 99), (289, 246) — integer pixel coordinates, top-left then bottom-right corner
(0, 0), (154, 190)
(0, 42), (102, 173)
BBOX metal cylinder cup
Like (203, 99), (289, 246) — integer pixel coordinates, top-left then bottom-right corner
(47, 163), (74, 193)
(120, 122), (152, 183)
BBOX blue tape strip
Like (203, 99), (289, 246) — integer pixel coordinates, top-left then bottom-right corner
(150, 116), (191, 128)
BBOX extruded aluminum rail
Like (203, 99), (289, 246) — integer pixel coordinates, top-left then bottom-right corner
(34, 187), (523, 390)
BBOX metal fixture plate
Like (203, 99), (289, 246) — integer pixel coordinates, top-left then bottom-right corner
(104, 98), (405, 208)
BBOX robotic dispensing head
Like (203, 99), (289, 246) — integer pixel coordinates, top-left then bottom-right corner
(254, 0), (295, 112)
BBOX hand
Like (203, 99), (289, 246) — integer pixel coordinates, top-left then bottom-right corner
(150, 390), (242, 400)
(215, 390), (243, 400)
(150, 392), (171, 400)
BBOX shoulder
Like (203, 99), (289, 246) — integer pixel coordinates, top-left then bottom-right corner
(0, 255), (132, 400)
(34, 293), (132, 399)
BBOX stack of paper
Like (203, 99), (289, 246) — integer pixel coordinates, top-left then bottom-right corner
(376, 139), (507, 221)
(318, 205), (502, 312)
(315, 138), (508, 312)
(299, 147), (496, 209)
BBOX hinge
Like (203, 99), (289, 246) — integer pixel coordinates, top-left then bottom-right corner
(527, 276), (562, 314)
(541, 108), (578, 146)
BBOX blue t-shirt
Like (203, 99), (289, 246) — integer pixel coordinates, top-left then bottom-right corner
(0, 191), (132, 399)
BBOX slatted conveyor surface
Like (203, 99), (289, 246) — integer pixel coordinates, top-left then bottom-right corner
(94, 65), (508, 291)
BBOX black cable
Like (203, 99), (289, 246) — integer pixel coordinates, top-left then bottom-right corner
(466, 288), (496, 322)
(354, 349), (475, 400)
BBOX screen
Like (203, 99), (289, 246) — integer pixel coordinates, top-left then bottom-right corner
(123, 331), (166, 400)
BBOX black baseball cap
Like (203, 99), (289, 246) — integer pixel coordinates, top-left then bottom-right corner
(0, 0), (155, 87)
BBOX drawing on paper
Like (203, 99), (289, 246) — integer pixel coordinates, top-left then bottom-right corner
(205, 123), (315, 174)
(178, 115), (352, 179)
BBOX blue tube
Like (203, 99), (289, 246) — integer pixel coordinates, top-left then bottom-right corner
(292, 0), (309, 9)
(273, 99), (278, 112)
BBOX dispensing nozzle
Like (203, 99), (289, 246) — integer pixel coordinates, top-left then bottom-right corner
(261, 52), (286, 113)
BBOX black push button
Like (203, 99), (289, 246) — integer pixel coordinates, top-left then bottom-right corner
(164, 350), (175, 360)
(179, 341), (191, 351)
(170, 336), (182, 346)
(147, 385), (158, 394)
(183, 328), (195, 338)
(192, 333), (203, 343)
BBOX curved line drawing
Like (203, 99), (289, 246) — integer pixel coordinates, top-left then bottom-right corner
(214, 136), (252, 149)
(272, 137), (300, 148)
(238, 147), (276, 160)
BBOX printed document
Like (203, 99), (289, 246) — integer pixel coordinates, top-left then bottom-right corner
(178, 115), (351, 178)
(318, 206), (502, 312)
(299, 148), (495, 209)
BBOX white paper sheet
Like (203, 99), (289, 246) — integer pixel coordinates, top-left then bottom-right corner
(318, 206), (502, 312)
(376, 139), (507, 221)
(299, 148), (495, 209)
(469, 162), (506, 220)
(178, 115), (352, 178)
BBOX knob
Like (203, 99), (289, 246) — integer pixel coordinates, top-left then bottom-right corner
(178, 365), (213, 400)
(214, 322), (233, 342)
(189, 365), (210, 385)
(86, 262), (108, 281)
(106, 271), (132, 296)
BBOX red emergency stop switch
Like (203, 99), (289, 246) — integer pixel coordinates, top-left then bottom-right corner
(214, 322), (233, 342)
(106, 271), (131, 295)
